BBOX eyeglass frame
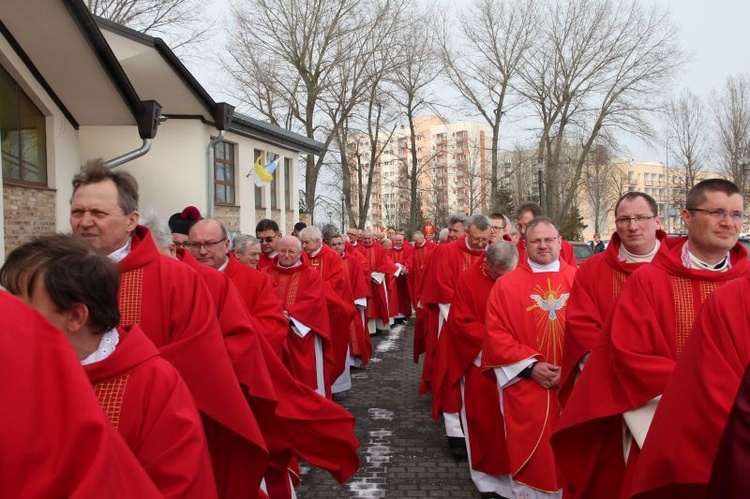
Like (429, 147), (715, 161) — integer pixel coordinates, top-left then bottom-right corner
(686, 208), (746, 223)
(185, 238), (227, 251)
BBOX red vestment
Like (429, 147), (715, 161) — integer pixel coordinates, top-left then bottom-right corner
(85, 325), (217, 498)
(118, 226), (268, 497)
(441, 259), (510, 476)
(224, 254), (288, 356)
(559, 231), (667, 405)
(257, 252), (276, 272)
(388, 244), (414, 318)
(482, 260), (577, 492)
(306, 244), (358, 379)
(408, 239), (437, 308)
(265, 261), (335, 396)
(341, 250), (373, 364)
(0, 291), (161, 499)
(179, 250), (360, 496)
(420, 234), (486, 394)
(629, 275), (750, 498)
(361, 241), (397, 324)
(551, 237), (748, 499)
(708, 358), (750, 499)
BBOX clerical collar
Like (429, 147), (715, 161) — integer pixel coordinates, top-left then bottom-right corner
(416, 241), (425, 248)
(619, 239), (660, 264)
(81, 328), (119, 366)
(218, 255), (229, 272)
(310, 245), (323, 258)
(681, 241), (731, 271)
(107, 237), (132, 263)
(278, 260), (303, 269)
(527, 258), (560, 273)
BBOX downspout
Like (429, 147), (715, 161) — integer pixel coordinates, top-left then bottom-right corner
(104, 138), (152, 168)
(206, 131), (225, 219)
(207, 103), (235, 219)
(104, 100), (162, 169)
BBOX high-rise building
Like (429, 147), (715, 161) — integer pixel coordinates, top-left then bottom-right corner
(348, 116), (492, 231)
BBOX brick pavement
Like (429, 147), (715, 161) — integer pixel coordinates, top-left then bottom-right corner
(296, 320), (479, 498)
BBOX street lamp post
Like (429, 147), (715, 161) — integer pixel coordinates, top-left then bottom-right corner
(341, 193), (346, 234)
(537, 166), (544, 207)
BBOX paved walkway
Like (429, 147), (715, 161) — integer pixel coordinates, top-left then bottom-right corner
(297, 320), (479, 498)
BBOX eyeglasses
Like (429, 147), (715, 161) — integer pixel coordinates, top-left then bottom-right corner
(615, 215), (657, 226)
(259, 235), (278, 243)
(687, 208), (746, 222)
(173, 241), (190, 248)
(277, 249), (301, 255)
(528, 237), (558, 246)
(185, 239), (226, 251)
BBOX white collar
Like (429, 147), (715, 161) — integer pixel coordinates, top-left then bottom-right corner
(218, 255), (230, 272)
(619, 239), (660, 263)
(81, 328), (120, 366)
(107, 238), (132, 263)
(527, 258), (560, 273)
(681, 242), (730, 271)
(310, 245), (323, 258)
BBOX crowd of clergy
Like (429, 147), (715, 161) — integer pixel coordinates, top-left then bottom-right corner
(3, 157), (750, 499)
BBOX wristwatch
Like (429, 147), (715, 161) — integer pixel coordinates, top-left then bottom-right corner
(518, 361), (538, 379)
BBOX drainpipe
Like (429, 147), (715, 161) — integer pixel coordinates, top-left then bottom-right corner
(104, 138), (152, 168)
(104, 100), (162, 169)
(206, 131), (225, 219)
(207, 103), (235, 219)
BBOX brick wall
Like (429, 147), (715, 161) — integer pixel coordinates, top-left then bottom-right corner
(214, 204), (240, 233)
(3, 184), (57, 256)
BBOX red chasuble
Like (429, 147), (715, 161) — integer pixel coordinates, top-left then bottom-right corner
(629, 275), (750, 498)
(361, 241), (397, 324)
(341, 250), (373, 365)
(408, 239), (436, 308)
(0, 292), (161, 499)
(708, 359), (750, 499)
(117, 226), (269, 497)
(257, 252), (276, 272)
(85, 325), (217, 499)
(265, 261), (335, 395)
(224, 253), (289, 356)
(388, 244), (414, 318)
(180, 251), (360, 494)
(483, 260), (577, 492)
(551, 237), (748, 499)
(306, 244), (358, 379)
(559, 231), (667, 405)
(419, 234), (486, 395)
(440, 259), (510, 476)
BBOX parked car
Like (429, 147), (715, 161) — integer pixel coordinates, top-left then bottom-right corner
(569, 241), (595, 267)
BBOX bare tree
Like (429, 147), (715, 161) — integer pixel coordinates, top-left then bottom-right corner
(664, 88), (709, 208)
(516, 0), (685, 230)
(582, 144), (621, 233)
(712, 74), (750, 194)
(390, 7), (443, 233)
(441, 0), (538, 212)
(87, 0), (211, 49)
(226, 0), (406, 223)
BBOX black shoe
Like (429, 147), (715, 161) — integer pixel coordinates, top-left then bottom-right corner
(447, 436), (468, 459)
(479, 493), (508, 499)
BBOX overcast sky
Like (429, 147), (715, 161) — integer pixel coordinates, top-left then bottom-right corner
(190, 0), (750, 163)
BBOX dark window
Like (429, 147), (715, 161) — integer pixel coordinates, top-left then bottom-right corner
(254, 149), (264, 208)
(284, 157), (292, 209)
(214, 140), (235, 205)
(0, 65), (47, 186)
